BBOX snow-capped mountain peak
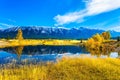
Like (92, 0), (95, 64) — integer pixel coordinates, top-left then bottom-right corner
(0, 26), (120, 39)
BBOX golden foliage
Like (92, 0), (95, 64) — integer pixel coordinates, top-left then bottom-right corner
(85, 32), (115, 56)
(85, 33), (103, 50)
(101, 31), (111, 40)
(85, 38), (95, 49)
(92, 33), (104, 42)
(16, 29), (23, 40)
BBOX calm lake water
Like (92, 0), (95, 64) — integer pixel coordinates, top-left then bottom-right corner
(0, 45), (119, 64)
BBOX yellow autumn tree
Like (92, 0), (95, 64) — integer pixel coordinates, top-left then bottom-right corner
(92, 33), (104, 43)
(16, 29), (23, 40)
(85, 33), (103, 52)
(85, 38), (95, 49)
(101, 31), (111, 40)
(85, 32), (113, 56)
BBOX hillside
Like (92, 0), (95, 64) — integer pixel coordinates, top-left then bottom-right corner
(0, 27), (120, 39)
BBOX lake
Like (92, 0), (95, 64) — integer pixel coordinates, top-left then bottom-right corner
(0, 45), (119, 64)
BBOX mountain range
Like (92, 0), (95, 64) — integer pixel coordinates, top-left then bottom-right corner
(0, 26), (120, 39)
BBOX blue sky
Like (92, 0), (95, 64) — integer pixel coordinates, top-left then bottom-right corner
(0, 0), (120, 31)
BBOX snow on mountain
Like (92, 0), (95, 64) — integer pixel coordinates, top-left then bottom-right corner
(0, 26), (120, 39)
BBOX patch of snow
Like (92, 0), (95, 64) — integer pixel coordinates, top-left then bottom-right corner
(41, 30), (46, 33)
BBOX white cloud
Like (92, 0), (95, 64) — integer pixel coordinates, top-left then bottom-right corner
(54, 0), (120, 26)
(0, 23), (14, 29)
(109, 26), (120, 32)
(87, 0), (120, 15)
(54, 10), (86, 26)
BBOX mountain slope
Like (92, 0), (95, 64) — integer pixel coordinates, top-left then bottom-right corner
(0, 26), (120, 39)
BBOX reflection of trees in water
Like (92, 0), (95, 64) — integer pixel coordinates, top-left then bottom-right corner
(1, 45), (88, 57)
(14, 46), (24, 58)
(87, 44), (115, 57)
(22, 46), (86, 54)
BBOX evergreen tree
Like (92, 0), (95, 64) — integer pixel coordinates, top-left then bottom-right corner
(117, 36), (120, 41)
(7, 35), (10, 40)
(80, 38), (83, 43)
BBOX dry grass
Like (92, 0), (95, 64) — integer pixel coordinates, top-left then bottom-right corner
(0, 39), (82, 48)
(0, 57), (120, 80)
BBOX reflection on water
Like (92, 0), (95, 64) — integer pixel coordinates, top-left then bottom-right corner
(14, 46), (24, 58)
(0, 45), (88, 64)
(0, 45), (119, 64)
(110, 52), (119, 58)
(1, 45), (87, 55)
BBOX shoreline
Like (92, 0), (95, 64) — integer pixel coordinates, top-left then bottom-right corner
(0, 39), (120, 53)
(0, 39), (84, 48)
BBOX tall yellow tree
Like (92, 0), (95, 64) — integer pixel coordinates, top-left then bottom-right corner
(16, 29), (23, 40)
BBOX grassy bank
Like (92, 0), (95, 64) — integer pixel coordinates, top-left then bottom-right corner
(0, 39), (83, 48)
(0, 57), (120, 80)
